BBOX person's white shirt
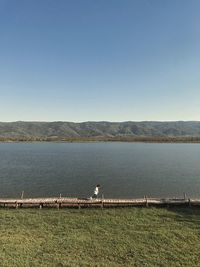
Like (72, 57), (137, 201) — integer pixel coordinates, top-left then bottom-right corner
(94, 186), (99, 195)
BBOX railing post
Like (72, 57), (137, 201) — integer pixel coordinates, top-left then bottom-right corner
(145, 195), (148, 207)
(188, 198), (191, 207)
(101, 194), (104, 209)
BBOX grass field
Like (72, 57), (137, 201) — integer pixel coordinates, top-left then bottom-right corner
(0, 207), (200, 267)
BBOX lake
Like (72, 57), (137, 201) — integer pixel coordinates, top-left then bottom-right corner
(0, 142), (200, 198)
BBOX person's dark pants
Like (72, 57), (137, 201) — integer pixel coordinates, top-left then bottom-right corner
(92, 194), (98, 199)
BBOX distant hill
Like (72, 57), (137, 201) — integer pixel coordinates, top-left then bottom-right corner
(1, 121), (200, 141)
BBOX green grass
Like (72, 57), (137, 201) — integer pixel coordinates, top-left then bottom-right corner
(0, 207), (200, 267)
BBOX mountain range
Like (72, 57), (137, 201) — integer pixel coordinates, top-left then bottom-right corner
(0, 121), (200, 140)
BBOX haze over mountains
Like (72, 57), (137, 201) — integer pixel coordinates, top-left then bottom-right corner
(0, 121), (200, 140)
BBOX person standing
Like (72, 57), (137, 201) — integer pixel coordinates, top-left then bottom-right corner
(92, 184), (100, 199)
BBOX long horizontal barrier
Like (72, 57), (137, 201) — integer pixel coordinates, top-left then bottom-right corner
(0, 197), (199, 209)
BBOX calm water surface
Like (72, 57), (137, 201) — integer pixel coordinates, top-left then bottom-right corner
(0, 142), (200, 198)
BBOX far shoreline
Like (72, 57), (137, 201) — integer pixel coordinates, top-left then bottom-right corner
(1, 136), (200, 144)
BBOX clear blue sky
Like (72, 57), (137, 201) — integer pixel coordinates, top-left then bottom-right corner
(0, 0), (200, 122)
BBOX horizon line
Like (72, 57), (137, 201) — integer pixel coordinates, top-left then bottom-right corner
(0, 120), (200, 123)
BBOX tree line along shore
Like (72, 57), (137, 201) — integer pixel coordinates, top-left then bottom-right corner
(1, 136), (200, 142)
